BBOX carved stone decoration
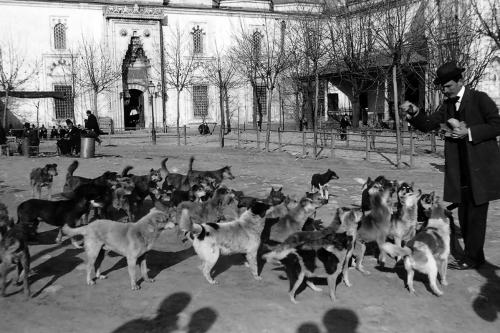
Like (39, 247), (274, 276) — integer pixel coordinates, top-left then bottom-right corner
(143, 29), (151, 38)
(104, 5), (165, 20)
(120, 29), (128, 37)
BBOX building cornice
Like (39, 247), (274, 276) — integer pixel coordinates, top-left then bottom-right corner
(104, 3), (165, 20)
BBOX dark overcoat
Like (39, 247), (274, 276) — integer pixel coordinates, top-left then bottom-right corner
(86, 114), (100, 133)
(410, 87), (500, 205)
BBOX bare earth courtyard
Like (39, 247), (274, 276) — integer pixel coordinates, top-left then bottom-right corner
(0, 139), (499, 333)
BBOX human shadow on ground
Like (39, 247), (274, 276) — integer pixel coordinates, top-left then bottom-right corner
(472, 262), (500, 322)
(29, 248), (84, 297)
(101, 247), (196, 286)
(430, 163), (445, 172)
(297, 308), (359, 333)
(111, 292), (217, 333)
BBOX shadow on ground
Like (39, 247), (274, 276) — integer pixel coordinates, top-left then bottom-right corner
(297, 308), (359, 333)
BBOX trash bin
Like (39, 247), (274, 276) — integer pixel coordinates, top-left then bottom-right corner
(80, 137), (95, 158)
(21, 138), (30, 157)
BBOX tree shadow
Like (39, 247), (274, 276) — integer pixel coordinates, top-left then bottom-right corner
(472, 262), (500, 322)
(111, 291), (217, 333)
(297, 308), (359, 333)
(29, 248), (84, 298)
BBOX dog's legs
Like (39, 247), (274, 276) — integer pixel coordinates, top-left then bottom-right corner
(56, 228), (63, 244)
(48, 184), (52, 201)
(306, 280), (322, 292)
(327, 262), (343, 302)
(31, 183), (35, 198)
(289, 271), (305, 304)
(70, 237), (83, 249)
(86, 244), (101, 286)
(354, 241), (371, 275)
(138, 254), (154, 283)
(404, 257), (416, 294)
(426, 256), (443, 296)
(439, 259), (448, 286)
(377, 239), (387, 268)
(343, 241), (355, 287)
(126, 256), (140, 290)
(200, 249), (220, 285)
(37, 186), (42, 200)
(94, 248), (107, 281)
(21, 252), (30, 297)
(245, 251), (261, 281)
(393, 236), (403, 264)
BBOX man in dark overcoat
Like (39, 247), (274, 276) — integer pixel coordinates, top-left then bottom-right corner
(405, 62), (500, 270)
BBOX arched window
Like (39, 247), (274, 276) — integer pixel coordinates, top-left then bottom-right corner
(192, 26), (204, 54)
(54, 23), (66, 49)
(252, 30), (262, 58)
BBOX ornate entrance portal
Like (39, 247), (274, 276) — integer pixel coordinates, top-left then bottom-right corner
(122, 33), (150, 129)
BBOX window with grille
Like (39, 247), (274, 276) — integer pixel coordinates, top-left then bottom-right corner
(192, 26), (204, 54)
(255, 85), (267, 115)
(252, 31), (262, 58)
(54, 85), (74, 120)
(193, 85), (208, 117)
(54, 23), (66, 49)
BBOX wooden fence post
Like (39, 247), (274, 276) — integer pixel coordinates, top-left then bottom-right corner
(278, 127), (282, 152)
(108, 124), (112, 146)
(302, 130), (306, 155)
(257, 129), (260, 151)
(237, 125), (241, 149)
(371, 130), (376, 149)
(410, 130), (415, 168)
(346, 129), (349, 147)
(330, 128), (335, 157)
(366, 130), (371, 162)
(184, 125), (187, 145)
(431, 132), (436, 153)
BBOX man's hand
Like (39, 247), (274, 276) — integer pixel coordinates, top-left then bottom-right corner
(451, 126), (468, 139)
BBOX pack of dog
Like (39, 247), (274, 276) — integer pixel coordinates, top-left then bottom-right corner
(310, 169), (339, 200)
(62, 208), (175, 290)
(29, 163), (58, 200)
(121, 165), (162, 213)
(179, 201), (271, 284)
(187, 156), (235, 185)
(381, 197), (450, 296)
(356, 176), (397, 214)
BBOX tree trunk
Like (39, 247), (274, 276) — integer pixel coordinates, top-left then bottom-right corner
(224, 87), (231, 134)
(400, 74), (407, 131)
(2, 89), (8, 128)
(392, 65), (402, 168)
(219, 85), (225, 148)
(176, 89), (181, 146)
(93, 90), (99, 117)
(251, 82), (257, 129)
(351, 83), (361, 128)
(265, 87), (273, 152)
(313, 73), (319, 157)
(295, 90), (300, 130)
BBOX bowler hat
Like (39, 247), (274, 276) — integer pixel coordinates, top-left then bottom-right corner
(433, 62), (465, 85)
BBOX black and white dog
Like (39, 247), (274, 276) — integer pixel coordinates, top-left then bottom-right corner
(310, 169), (339, 200)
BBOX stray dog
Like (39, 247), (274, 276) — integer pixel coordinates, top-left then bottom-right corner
(0, 203), (14, 236)
(17, 183), (105, 248)
(176, 188), (235, 227)
(100, 177), (136, 222)
(161, 157), (195, 192)
(381, 197), (450, 296)
(310, 169), (339, 200)
(62, 209), (175, 290)
(266, 197), (323, 243)
(187, 156), (235, 185)
(388, 189), (421, 263)
(265, 196), (300, 219)
(355, 176), (397, 214)
(179, 201), (271, 284)
(62, 160), (117, 197)
(417, 191), (434, 224)
(348, 184), (392, 275)
(30, 163), (58, 200)
(0, 223), (31, 297)
(263, 230), (352, 304)
(121, 166), (162, 212)
(236, 187), (286, 208)
(169, 184), (207, 206)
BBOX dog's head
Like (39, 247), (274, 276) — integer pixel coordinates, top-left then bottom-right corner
(299, 197), (322, 213)
(326, 169), (340, 181)
(418, 190), (435, 212)
(222, 166), (235, 180)
(427, 196), (449, 224)
(148, 168), (163, 183)
(248, 201), (271, 218)
(400, 188), (421, 207)
(396, 181), (414, 199)
(265, 187), (286, 206)
(189, 184), (207, 200)
(305, 191), (329, 205)
(148, 208), (176, 231)
(44, 163), (58, 177)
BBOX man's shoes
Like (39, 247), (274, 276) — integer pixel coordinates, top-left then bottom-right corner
(448, 259), (485, 270)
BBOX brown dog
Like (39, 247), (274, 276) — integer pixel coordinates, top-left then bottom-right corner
(62, 208), (175, 290)
(30, 163), (58, 200)
(0, 223), (31, 297)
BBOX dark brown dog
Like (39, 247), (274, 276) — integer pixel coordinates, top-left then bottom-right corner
(62, 160), (117, 197)
(187, 156), (234, 185)
(121, 166), (163, 213)
(30, 163), (58, 200)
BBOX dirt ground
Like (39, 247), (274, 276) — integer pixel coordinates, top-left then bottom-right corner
(0, 138), (499, 333)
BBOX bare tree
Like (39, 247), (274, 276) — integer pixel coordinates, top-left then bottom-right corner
(202, 40), (240, 146)
(0, 35), (40, 127)
(77, 35), (122, 118)
(163, 22), (198, 146)
(471, 0), (500, 50)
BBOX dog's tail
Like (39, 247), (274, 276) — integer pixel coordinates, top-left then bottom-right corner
(262, 244), (296, 265)
(122, 165), (133, 177)
(188, 156), (195, 172)
(178, 208), (203, 235)
(62, 224), (88, 238)
(380, 243), (411, 258)
(67, 160), (79, 179)
(161, 157), (170, 175)
(353, 178), (366, 186)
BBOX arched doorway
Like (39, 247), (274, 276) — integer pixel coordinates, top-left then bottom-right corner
(124, 89), (144, 129)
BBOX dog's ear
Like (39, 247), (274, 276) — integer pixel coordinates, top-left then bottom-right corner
(409, 182), (414, 190)
(278, 187), (282, 192)
(429, 191), (435, 203)
(53, 164), (58, 167)
(270, 187), (275, 194)
(366, 177), (373, 186)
